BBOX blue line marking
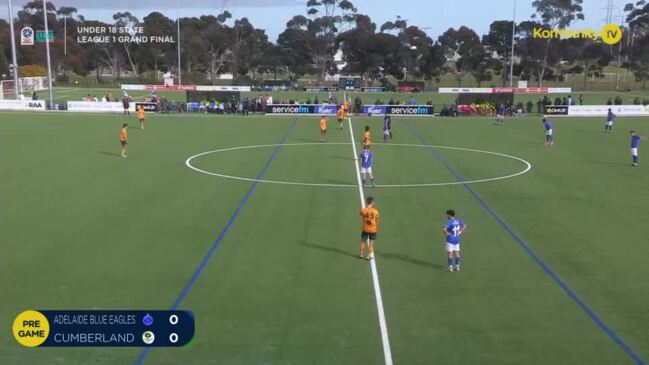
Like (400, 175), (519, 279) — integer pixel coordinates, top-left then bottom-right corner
(135, 120), (297, 365)
(403, 120), (645, 365)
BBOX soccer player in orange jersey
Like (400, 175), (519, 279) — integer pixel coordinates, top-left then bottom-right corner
(120, 123), (128, 158)
(136, 105), (146, 130)
(359, 196), (379, 261)
(362, 125), (371, 149)
(343, 98), (350, 113)
(320, 115), (328, 142)
(337, 106), (345, 130)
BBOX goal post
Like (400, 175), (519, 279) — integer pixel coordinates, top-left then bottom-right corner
(1, 77), (48, 99)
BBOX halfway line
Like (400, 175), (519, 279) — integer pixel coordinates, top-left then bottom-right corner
(347, 116), (394, 365)
(403, 120), (645, 365)
(134, 119), (298, 365)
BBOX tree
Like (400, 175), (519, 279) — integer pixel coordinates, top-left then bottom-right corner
(482, 20), (515, 86)
(516, 20), (550, 84)
(277, 18), (317, 77)
(280, 0), (357, 81)
(420, 43), (446, 83)
(438, 26), (485, 86)
(112, 12), (140, 74)
(0, 20), (10, 78)
(229, 17), (272, 81)
(80, 19), (123, 78)
(530, 0), (584, 86)
(624, 0), (649, 89)
(141, 12), (175, 74)
(569, 40), (612, 89)
(337, 14), (387, 83)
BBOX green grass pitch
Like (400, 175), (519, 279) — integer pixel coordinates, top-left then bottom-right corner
(1, 110), (649, 364)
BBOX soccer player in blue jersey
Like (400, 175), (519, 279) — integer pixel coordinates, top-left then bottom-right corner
(360, 145), (375, 188)
(443, 209), (466, 272)
(605, 108), (616, 133)
(630, 131), (648, 166)
(496, 104), (505, 126)
(543, 118), (554, 146)
(383, 115), (392, 142)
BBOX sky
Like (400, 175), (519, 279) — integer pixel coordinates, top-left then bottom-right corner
(1, 0), (631, 41)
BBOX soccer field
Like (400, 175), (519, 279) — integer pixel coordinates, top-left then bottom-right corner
(1, 111), (648, 364)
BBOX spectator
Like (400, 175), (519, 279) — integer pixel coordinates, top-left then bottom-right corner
(606, 97), (613, 105)
(242, 96), (250, 116)
(567, 95), (572, 105)
(614, 95), (623, 105)
(579, 94), (584, 105)
(526, 100), (534, 114)
(388, 97), (395, 105)
(31, 92), (38, 100)
(314, 95), (320, 104)
(554, 97), (562, 105)
(562, 97), (568, 105)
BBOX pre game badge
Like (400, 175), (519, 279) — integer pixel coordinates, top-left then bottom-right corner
(13, 310), (50, 347)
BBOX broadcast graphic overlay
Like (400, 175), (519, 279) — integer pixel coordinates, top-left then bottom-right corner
(13, 310), (194, 347)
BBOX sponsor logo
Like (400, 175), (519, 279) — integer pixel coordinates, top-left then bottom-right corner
(316, 105), (338, 115)
(361, 87), (385, 93)
(533, 23), (622, 45)
(21, 27), (34, 46)
(27, 101), (44, 109)
(36, 30), (54, 44)
(269, 105), (311, 114)
(387, 106), (432, 115)
(136, 102), (158, 112)
(568, 105), (649, 116)
(544, 105), (568, 115)
(365, 106), (387, 115)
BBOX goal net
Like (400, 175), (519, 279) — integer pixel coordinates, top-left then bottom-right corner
(1, 77), (48, 99)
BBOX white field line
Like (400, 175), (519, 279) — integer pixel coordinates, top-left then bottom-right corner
(184, 143), (533, 188)
(347, 115), (394, 365)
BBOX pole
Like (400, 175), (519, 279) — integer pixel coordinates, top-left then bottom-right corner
(8, 0), (20, 99)
(509, 0), (516, 87)
(43, 0), (54, 108)
(64, 15), (67, 56)
(615, 38), (622, 90)
(177, 0), (182, 86)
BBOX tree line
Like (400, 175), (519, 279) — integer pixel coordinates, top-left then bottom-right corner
(0, 0), (648, 89)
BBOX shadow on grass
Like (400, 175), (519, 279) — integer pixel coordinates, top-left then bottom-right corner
(99, 151), (122, 157)
(296, 240), (358, 259)
(331, 155), (353, 161)
(378, 251), (446, 271)
(320, 179), (355, 185)
(514, 140), (543, 145)
(581, 160), (628, 166)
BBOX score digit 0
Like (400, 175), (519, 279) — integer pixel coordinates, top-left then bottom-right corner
(169, 333), (178, 344)
(169, 315), (179, 325)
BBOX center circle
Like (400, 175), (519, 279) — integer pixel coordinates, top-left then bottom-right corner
(185, 143), (532, 188)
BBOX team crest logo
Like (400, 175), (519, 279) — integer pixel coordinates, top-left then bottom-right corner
(21, 27), (34, 45)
